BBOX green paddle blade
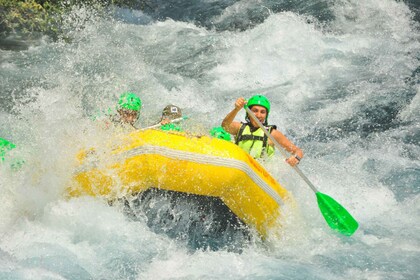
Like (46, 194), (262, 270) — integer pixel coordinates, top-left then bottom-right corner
(316, 192), (359, 236)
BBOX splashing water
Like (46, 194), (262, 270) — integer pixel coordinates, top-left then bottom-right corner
(1, 0), (419, 279)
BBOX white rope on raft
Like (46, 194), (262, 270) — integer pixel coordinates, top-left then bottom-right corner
(77, 144), (285, 207)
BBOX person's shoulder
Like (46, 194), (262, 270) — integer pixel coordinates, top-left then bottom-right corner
(234, 121), (246, 127)
(228, 121), (243, 133)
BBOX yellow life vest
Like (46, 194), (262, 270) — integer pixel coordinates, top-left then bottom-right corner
(235, 123), (275, 159)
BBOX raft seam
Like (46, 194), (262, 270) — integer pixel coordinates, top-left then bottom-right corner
(77, 144), (284, 206)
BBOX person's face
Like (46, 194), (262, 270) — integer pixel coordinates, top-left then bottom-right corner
(119, 109), (139, 125)
(249, 105), (267, 126)
(160, 117), (171, 125)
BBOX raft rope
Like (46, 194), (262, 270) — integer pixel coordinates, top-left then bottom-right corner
(77, 144), (285, 206)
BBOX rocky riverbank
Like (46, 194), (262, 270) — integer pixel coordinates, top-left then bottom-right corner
(0, 0), (148, 49)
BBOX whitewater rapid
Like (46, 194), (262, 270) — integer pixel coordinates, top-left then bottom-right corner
(1, 0), (419, 279)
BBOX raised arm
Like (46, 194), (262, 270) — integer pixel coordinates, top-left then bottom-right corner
(222, 97), (246, 135)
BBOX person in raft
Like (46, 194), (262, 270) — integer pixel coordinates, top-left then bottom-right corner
(221, 95), (303, 166)
(159, 104), (183, 131)
(105, 92), (142, 129)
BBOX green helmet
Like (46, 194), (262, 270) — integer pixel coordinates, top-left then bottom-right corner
(117, 92), (142, 112)
(246, 95), (270, 124)
(247, 95), (270, 113)
(210, 127), (231, 141)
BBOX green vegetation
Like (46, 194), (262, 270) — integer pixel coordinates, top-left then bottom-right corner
(0, 0), (146, 40)
(1, 0), (60, 38)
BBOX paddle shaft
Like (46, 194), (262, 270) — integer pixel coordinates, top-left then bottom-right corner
(245, 107), (319, 193)
(139, 117), (186, 131)
(245, 107), (359, 236)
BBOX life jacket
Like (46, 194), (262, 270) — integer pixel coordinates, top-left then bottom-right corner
(235, 123), (276, 159)
(160, 123), (183, 132)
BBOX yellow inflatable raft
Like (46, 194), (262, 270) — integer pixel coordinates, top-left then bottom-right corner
(68, 129), (291, 238)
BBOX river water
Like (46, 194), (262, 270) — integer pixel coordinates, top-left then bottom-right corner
(0, 0), (419, 279)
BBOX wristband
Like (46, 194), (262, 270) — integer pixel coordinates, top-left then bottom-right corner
(294, 155), (301, 162)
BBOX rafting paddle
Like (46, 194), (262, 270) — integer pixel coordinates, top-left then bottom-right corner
(244, 106), (359, 236)
(140, 116), (188, 131)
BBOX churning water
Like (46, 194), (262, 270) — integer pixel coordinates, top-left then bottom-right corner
(1, 0), (419, 279)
